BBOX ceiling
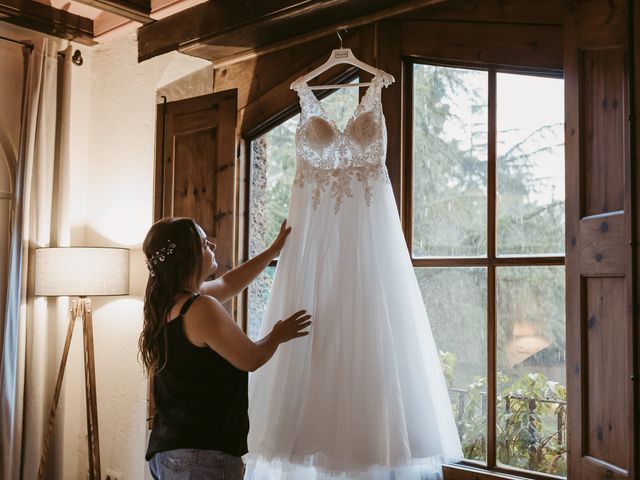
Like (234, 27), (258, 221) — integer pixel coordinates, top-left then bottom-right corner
(0, 0), (206, 44)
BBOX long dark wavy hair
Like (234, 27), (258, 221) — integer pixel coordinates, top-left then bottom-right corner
(139, 217), (204, 375)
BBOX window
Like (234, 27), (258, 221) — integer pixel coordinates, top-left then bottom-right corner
(410, 63), (566, 477)
(247, 83), (359, 339)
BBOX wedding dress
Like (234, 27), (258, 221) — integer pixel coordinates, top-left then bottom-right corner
(245, 70), (463, 480)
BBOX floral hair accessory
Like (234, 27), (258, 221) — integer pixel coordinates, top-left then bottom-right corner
(146, 239), (176, 277)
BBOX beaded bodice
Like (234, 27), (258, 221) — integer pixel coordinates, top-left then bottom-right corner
(291, 70), (394, 213)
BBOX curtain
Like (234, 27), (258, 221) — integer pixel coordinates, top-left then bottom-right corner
(0, 39), (72, 480)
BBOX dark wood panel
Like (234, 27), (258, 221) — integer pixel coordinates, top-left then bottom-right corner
(0, 0), (94, 45)
(402, 20), (563, 71)
(581, 48), (625, 215)
(585, 277), (628, 469)
(633, 0), (640, 476)
(579, 212), (626, 276)
(138, 0), (448, 62)
(233, 34), (360, 137)
(403, 0), (563, 25)
(378, 19), (404, 218)
(139, 0), (317, 60)
(172, 127), (218, 236)
(213, 31), (358, 114)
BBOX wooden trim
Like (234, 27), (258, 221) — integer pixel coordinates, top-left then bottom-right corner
(625, 0), (638, 475)
(631, 0), (640, 476)
(486, 68), (497, 468)
(37, 303), (78, 480)
(401, 19), (563, 71)
(411, 257), (566, 267)
(0, 0), (95, 45)
(403, 59), (414, 251)
(82, 299), (101, 480)
(378, 19), (404, 218)
(400, 0), (563, 25)
(138, 0), (450, 62)
(444, 463), (563, 480)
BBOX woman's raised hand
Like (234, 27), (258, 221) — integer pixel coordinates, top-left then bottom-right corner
(272, 310), (312, 344)
(268, 220), (292, 257)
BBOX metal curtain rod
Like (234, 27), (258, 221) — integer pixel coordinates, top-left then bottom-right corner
(0, 35), (34, 50)
(0, 35), (83, 65)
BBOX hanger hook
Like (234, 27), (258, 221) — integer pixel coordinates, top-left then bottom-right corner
(337, 30), (343, 49)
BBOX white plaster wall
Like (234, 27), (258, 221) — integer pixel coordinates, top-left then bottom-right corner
(86, 31), (210, 480)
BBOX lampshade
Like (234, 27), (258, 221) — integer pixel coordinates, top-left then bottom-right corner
(35, 247), (130, 297)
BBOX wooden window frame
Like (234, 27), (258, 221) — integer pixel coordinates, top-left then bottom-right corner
(404, 57), (565, 480)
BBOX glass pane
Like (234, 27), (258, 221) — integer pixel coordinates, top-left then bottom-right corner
(247, 85), (358, 338)
(497, 73), (565, 256)
(412, 64), (488, 258)
(247, 266), (275, 340)
(496, 266), (567, 476)
(415, 267), (487, 462)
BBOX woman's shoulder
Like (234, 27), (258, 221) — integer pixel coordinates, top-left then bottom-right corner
(184, 293), (230, 323)
(180, 294), (233, 347)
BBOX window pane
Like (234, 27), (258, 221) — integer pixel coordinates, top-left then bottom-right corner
(412, 64), (488, 258)
(247, 266), (275, 340)
(497, 73), (565, 256)
(416, 267), (487, 462)
(496, 266), (567, 476)
(247, 85), (358, 337)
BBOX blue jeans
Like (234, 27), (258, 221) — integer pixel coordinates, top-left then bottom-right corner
(149, 449), (245, 480)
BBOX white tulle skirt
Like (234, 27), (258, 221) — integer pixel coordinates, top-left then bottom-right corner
(245, 179), (463, 479)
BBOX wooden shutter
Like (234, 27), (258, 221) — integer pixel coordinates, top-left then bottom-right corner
(154, 90), (238, 281)
(564, 1), (635, 478)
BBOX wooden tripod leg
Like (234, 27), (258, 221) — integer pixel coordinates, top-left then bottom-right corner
(37, 299), (78, 480)
(82, 298), (101, 480)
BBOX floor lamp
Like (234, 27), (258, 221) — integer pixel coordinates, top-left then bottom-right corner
(34, 247), (130, 480)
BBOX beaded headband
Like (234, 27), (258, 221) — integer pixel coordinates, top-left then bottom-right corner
(146, 239), (176, 277)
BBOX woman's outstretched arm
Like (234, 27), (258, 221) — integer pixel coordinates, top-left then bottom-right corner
(201, 220), (290, 302)
(185, 294), (311, 371)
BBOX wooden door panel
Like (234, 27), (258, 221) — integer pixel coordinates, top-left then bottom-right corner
(581, 48), (625, 215)
(585, 277), (628, 468)
(156, 90), (238, 277)
(172, 127), (218, 234)
(579, 213), (626, 275)
(564, 1), (635, 478)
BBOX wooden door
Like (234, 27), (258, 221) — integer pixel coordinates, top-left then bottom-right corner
(564, 1), (635, 478)
(154, 90), (238, 283)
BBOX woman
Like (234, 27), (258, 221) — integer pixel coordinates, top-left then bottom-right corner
(139, 217), (311, 480)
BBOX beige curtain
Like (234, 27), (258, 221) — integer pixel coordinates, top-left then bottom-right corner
(0, 39), (72, 480)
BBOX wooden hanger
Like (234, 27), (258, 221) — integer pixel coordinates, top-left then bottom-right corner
(292, 31), (394, 91)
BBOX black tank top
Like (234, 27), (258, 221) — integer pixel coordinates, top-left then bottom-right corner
(145, 294), (249, 460)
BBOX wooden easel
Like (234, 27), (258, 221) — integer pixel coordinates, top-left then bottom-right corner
(37, 297), (101, 480)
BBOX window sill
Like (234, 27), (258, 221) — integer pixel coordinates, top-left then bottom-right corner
(443, 464), (561, 480)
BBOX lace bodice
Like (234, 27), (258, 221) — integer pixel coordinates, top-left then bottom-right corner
(291, 70), (394, 213)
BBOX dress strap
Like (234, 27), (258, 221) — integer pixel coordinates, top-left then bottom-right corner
(179, 293), (200, 316)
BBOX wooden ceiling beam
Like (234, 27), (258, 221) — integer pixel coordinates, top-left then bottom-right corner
(72, 0), (153, 24)
(138, 0), (450, 63)
(0, 0), (95, 45)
